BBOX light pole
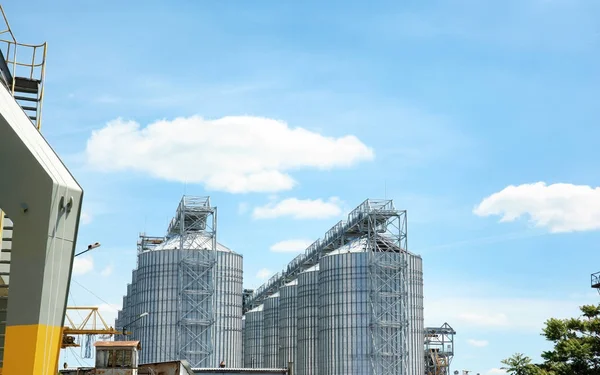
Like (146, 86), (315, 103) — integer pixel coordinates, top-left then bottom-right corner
(75, 242), (101, 257)
(121, 312), (149, 336)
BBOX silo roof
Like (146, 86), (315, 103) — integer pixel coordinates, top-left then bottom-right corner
(154, 233), (236, 253)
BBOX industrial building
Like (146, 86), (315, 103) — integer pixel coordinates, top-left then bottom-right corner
(116, 196), (244, 368)
(242, 199), (424, 375)
(116, 197), (447, 375)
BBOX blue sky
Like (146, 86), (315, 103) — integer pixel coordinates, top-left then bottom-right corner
(5, 0), (600, 372)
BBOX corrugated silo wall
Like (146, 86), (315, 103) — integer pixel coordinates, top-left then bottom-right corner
(213, 250), (244, 368)
(243, 306), (264, 368)
(296, 267), (319, 375)
(263, 294), (280, 368)
(278, 281), (298, 368)
(137, 249), (179, 364)
(407, 253), (425, 375)
(318, 252), (371, 375)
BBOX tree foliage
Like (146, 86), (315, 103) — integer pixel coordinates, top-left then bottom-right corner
(501, 304), (600, 375)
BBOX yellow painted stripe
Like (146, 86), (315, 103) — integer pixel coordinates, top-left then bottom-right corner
(3, 324), (63, 375)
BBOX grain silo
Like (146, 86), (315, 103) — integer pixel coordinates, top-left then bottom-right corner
(116, 196), (243, 368)
(278, 279), (298, 368)
(296, 265), (320, 375)
(244, 304), (264, 368)
(263, 292), (280, 368)
(243, 199), (421, 375)
(407, 254), (425, 375)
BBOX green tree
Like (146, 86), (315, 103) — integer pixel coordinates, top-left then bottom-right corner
(501, 353), (540, 375)
(501, 304), (600, 375)
(539, 304), (600, 375)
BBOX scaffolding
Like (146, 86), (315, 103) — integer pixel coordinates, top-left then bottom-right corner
(424, 323), (456, 375)
(0, 5), (47, 131)
(592, 271), (600, 294)
(243, 199), (409, 375)
(169, 196), (217, 367)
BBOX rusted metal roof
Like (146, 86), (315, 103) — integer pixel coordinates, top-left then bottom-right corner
(94, 340), (141, 349)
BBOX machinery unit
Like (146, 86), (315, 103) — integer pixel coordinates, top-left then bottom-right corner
(424, 323), (456, 375)
(116, 196), (243, 368)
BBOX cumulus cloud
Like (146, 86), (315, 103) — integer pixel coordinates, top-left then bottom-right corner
(72, 255), (94, 275)
(81, 211), (93, 225)
(488, 369), (507, 374)
(256, 268), (273, 280)
(474, 182), (600, 232)
(253, 197), (343, 219)
(85, 116), (374, 193)
(425, 296), (593, 332)
(100, 264), (114, 277)
(467, 339), (489, 347)
(270, 239), (313, 253)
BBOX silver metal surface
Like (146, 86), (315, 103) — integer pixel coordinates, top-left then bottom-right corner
(244, 305), (264, 368)
(213, 250), (244, 368)
(263, 293), (280, 368)
(318, 252), (371, 375)
(117, 238), (243, 367)
(296, 265), (319, 375)
(407, 253), (424, 375)
(278, 280), (298, 368)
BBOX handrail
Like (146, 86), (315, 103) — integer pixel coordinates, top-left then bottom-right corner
(0, 5), (47, 131)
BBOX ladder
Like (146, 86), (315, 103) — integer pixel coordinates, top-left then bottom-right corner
(0, 5), (47, 131)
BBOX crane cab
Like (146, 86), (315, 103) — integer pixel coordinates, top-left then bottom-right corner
(94, 341), (141, 375)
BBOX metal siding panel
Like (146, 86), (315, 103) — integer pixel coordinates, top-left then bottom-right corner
(296, 267), (319, 375)
(278, 282), (298, 368)
(244, 306), (264, 368)
(319, 252), (371, 375)
(263, 294), (280, 368)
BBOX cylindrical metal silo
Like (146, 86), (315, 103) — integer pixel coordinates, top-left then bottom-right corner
(296, 265), (319, 375)
(319, 250), (371, 375)
(136, 245), (179, 364)
(279, 279), (298, 368)
(244, 304), (264, 368)
(407, 252), (424, 375)
(213, 249), (244, 368)
(263, 292), (280, 368)
(133, 233), (243, 366)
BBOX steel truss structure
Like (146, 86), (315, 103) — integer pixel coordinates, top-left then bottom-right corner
(168, 196), (217, 367)
(243, 199), (409, 375)
(424, 323), (455, 375)
(592, 271), (600, 295)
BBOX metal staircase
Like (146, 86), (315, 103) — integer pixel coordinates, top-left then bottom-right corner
(0, 5), (47, 131)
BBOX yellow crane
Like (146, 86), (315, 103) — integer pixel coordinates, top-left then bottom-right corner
(61, 307), (121, 349)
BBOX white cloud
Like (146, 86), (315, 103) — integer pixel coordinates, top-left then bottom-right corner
(474, 182), (600, 233)
(100, 264), (114, 277)
(458, 312), (509, 328)
(425, 296), (596, 333)
(270, 239), (312, 253)
(72, 255), (94, 275)
(256, 268), (273, 280)
(81, 211), (92, 225)
(85, 116), (374, 193)
(467, 339), (489, 347)
(238, 202), (250, 215)
(488, 369), (507, 374)
(253, 197), (343, 219)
